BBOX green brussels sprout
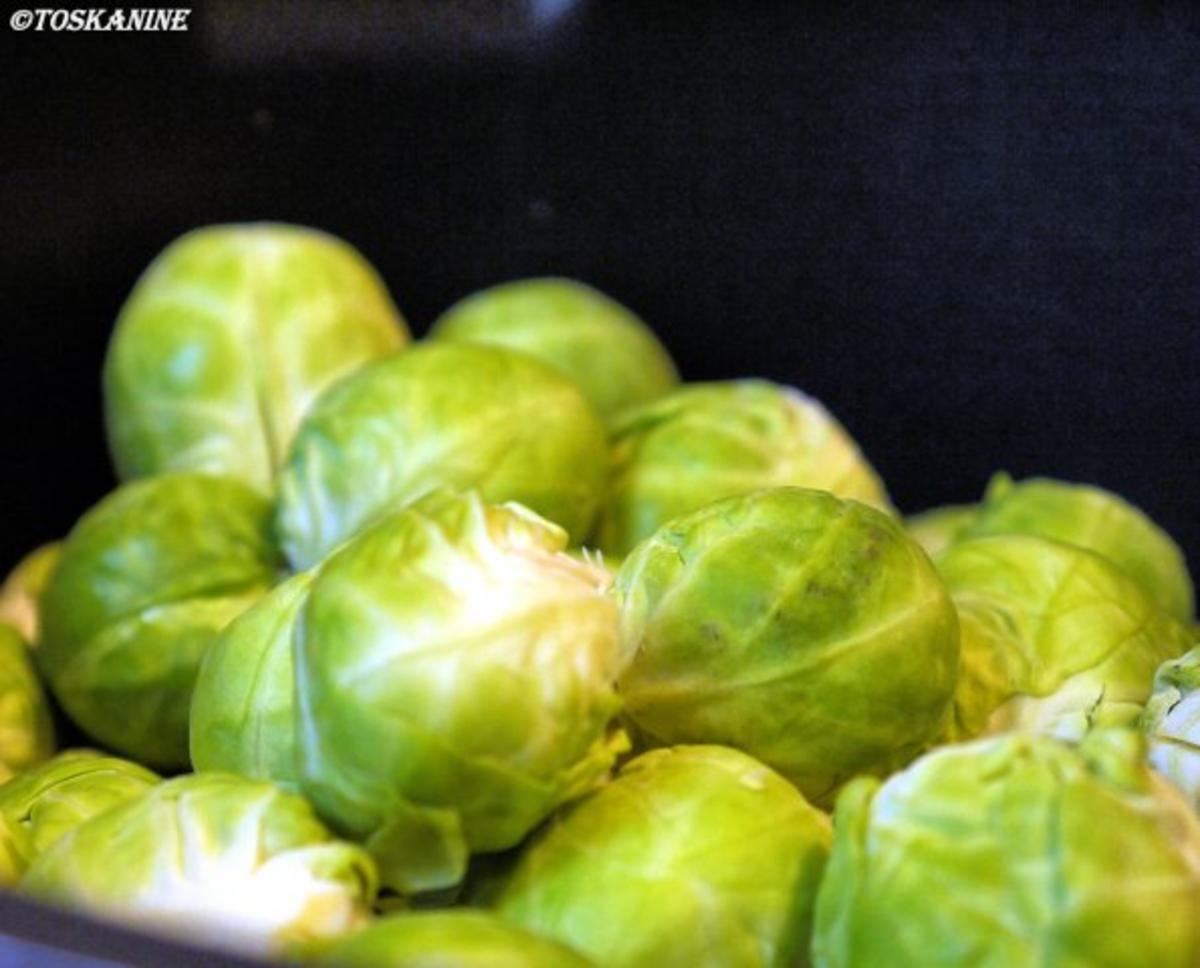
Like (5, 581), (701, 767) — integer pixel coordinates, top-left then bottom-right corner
(594, 381), (891, 557)
(812, 730), (1200, 967)
(104, 223), (409, 492)
(430, 277), (678, 422)
(0, 750), (158, 883)
(959, 473), (1193, 622)
(616, 488), (959, 805)
(1143, 645), (1200, 809)
(296, 490), (624, 895)
(0, 626), (54, 784)
(299, 911), (593, 967)
(39, 473), (278, 769)
(275, 342), (609, 570)
(496, 745), (831, 968)
(0, 542), (61, 644)
(190, 571), (312, 788)
(904, 504), (975, 559)
(22, 772), (377, 955)
(938, 535), (1192, 743)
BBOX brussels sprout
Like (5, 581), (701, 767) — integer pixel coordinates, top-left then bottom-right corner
(296, 490), (624, 895)
(299, 911), (593, 967)
(1143, 645), (1200, 809)
(190, 571), (312, 788)
(430, 277), (678, 422)
(594, 381), (890, 557)
(0, 542), (61, 644)
(0, 750), (158, 883)
(0, 626), (54, 784)
(904, 504), (974, 559)
(275, 343), (609, 570)
(616, 488), (959, 805)
(496, 745), (831, 968)
(22, 772), (377, 955)
(104, 223), (408, 492)
(39, 473), (278, 769)
(938, 535), (1192, 743)
(812, 730), (1200, 967)
(959, 474), (1194, 622)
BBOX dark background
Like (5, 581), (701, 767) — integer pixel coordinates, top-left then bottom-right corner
(4, 0), (1200, 576)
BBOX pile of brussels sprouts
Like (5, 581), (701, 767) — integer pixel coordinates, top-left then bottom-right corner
(1, 222), (1198, 967)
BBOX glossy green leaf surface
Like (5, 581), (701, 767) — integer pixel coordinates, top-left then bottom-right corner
(616, 487), (959, 805)
(22, 772), (377, 955)
(813, 730), (1200, 968)
(431, 277), (677, 422)
(104, 223), (408, 491)
(39, 473), (277, 768)
(497, 745), (831, 968)
(295, 491), (623, 893)
(275, 343), (608, 570)
(595, 381), (890, 557)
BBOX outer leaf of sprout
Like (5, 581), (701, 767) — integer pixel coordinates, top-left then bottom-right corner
(275, 343), (608, 570)
(496, 745), (832, 968)
(39, 473), (277, 768)
(431, 277), (678, 423)
(594, 380), (891, 557)
(104, 223), (408, 492)
(1143, 645), (1200, 809)
(960, 473), (1193, 622)
(295, 490), (623, 894)
(0, 543), (61, 644)
(190, 570), (313, 788)
(938, 534), (1192, 744)
(812, 730), (1200, 968)
(297, 910), (593, 967)
(0, 750), (158, 884)
(616, 487), (958, 805)
(904, 504), (975, 559)
(21, 772), (377, 956)
(0, 626), (54, 786)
